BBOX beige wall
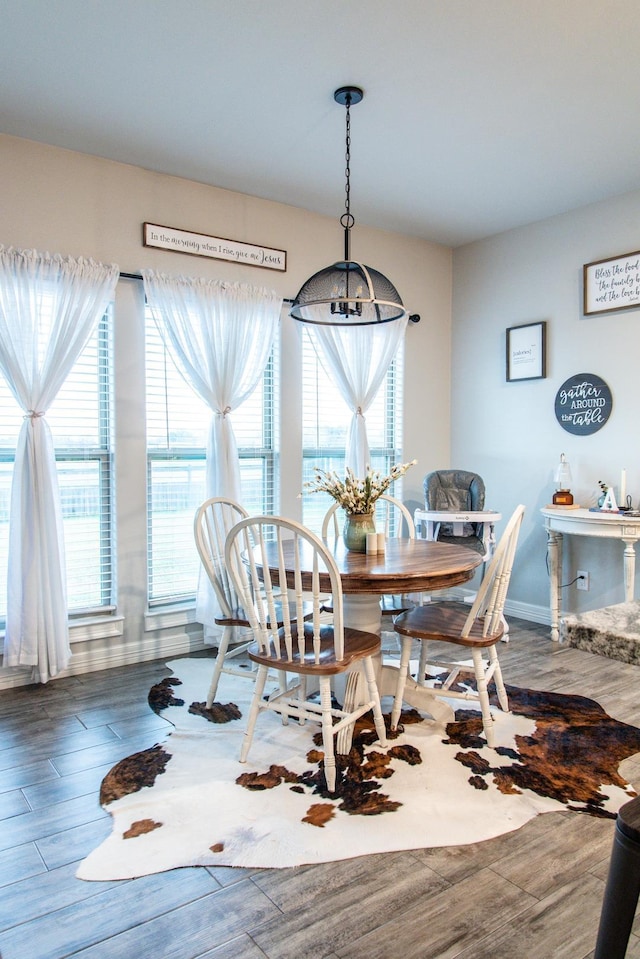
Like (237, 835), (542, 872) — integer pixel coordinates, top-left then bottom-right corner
(0, 133), (452, 682)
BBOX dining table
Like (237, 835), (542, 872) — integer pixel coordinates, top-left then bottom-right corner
(258, 536), (483, 736)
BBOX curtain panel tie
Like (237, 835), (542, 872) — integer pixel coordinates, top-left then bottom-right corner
(25, 410), (46, 422)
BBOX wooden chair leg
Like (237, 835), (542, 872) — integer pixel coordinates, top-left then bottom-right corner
(417, 641), (428, 685)
(363, 656), (387, 747)
(489, 646), (509, 711)
(391, 636), (413, 730)
(319, 676), (337, 793)
(296, 674), (308, 725)
(472, 647), (495, 747)
(277, 670), (291, 725)
(240, 665), (269, 764)
(206, 625), (233, 708)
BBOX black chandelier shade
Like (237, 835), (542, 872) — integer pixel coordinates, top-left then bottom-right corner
(289, 260), (406, 326)
(290, 86), (407, 327)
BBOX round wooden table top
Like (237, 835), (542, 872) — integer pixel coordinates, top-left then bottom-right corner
(261, 537), (483, 595)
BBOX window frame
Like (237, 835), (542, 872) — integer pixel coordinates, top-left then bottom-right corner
(0, 307), (115, 625)
(145, 312), (279, 608)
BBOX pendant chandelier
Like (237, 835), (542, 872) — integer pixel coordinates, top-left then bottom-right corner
(290, 86), (407, 327)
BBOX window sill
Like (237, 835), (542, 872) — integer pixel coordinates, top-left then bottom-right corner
(69, 613), (125, 644)
(144, 603), (198, 633)
(0, 613), (125, 648)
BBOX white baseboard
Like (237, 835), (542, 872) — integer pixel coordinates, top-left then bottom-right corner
(444, 587), (551, 627)
(504, 597), (551, 627)
(0, 625), (207, 690)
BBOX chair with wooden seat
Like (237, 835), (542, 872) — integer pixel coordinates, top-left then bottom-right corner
(195, 497), (305, 707)
(225, 515), (387, 793)
(390, 504), (525, 746)
(194, 497), (255, 707)
(322, 493), (417, 617)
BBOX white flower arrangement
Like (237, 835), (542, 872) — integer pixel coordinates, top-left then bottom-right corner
(304, 460), (417, 515)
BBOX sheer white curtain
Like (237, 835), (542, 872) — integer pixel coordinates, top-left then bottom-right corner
(142, 270), (281, 627)
(310, 317), (408, 474)
(0, 247), (119, 683)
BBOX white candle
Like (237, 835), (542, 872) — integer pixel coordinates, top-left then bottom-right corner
(366, 533), (378, 554)
(621, 469), (627, 505)
(377, 532), (386, 552)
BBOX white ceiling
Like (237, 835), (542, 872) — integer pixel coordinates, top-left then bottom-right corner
(3, 0), (640, 247)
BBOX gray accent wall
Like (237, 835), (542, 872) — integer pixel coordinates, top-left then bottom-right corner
(452, 189), (640, 623)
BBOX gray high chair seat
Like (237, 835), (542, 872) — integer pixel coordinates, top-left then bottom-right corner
(423, 469), (487, 555)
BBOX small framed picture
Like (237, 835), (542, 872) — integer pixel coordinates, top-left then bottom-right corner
(506, 321), (546, 382)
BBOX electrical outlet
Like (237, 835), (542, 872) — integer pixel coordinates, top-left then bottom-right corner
(577, 570), (590, 591)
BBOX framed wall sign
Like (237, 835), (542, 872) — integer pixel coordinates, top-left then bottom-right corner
(506, 321), (546, 382)
(584, 250), (640, 315)
(143, 222), (287, 272)
(554, 373), (612, 435)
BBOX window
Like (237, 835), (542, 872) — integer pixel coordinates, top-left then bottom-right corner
(301, 328), (404, 534)
(145, 308), (278, 606)
(0, 308), (114, 623)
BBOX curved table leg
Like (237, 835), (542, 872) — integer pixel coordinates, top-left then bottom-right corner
(622, 538), (637, 602)
(377, 662), (455, 725)
(547, 529), (563, 642)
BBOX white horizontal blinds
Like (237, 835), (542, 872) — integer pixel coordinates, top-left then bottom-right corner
(145, 306), (277, 605)
(0, 307), (114, 621)
(301, 328), (404, 535)
(0, 386), (21, 625)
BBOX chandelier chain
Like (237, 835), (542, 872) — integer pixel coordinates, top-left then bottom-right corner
(342, 93), (355, 231)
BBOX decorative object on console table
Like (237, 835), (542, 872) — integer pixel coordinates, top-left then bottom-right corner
(552, 453), (574, 506)
(545, 504), (582, 510)
(600, 486), (619, 512)
(598, 480), (609, 509)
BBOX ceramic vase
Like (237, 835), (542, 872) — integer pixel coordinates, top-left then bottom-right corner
(343, 511), (376, 552)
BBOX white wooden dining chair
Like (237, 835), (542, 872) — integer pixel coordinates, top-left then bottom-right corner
(194, 498), (303, 707)
(225, 515), (387, 793)
(322, 493), (417, 617)
(194, 497), (255, 707)
(390, 504), (525, 747)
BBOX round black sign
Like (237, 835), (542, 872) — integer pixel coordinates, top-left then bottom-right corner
(554, 373), (612, 435)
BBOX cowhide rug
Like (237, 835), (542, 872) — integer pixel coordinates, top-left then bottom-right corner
(77, 656), (640, 880)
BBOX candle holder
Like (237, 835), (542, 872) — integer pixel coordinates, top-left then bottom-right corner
(553, 454), (574, 506)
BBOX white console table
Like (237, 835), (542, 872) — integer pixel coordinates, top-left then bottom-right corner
(541, 507), (640, 641)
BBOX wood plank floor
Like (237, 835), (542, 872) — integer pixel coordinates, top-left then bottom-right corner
(2, 618), (640, 959)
